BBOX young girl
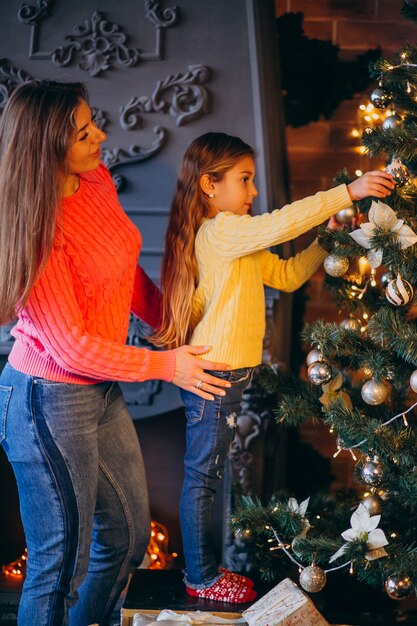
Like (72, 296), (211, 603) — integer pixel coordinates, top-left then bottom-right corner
(155, 132), (394, 603)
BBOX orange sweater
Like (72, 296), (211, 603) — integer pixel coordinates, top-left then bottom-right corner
(9, 163), (176, 384)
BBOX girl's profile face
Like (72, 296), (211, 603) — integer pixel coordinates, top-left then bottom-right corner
(66, 99), (106, 175)
(209, 155), (258, 217)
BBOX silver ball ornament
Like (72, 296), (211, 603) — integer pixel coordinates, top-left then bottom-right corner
(362, 493), (383, 515)
(307, 361), (332, 386)
(381, 270), (396, 288)
(385, 574), (414, 600)
(370, 87), (393, 108)
(410, 370), (417, 393)
(324, 254), (349, 277)
(306, 348), (323, 367)
(385, 276), (414, 306)
(361, 456), (384, 486)
(299, 565), (327, 593)
(361, 379), (388, 405)
(335, 206), (357, 224)
(340, 317), (362, 333)
(382, 113), (402, 130)
(385, 159), (410, 186)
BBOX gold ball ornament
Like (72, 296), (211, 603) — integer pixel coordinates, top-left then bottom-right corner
(299, 564), (327, 593)
(307, 361), (332, 386)
(385, 574), (414, 600)
(385, 276), (414, 306)
(361, 379), (387, 405)
(362, 493), (383, 515)
(324, 254), (349, 277)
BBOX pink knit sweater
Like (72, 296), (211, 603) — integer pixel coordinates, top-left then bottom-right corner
(9, 163), (176, 384)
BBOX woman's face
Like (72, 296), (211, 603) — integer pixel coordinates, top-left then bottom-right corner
(66, 98), (106, 174)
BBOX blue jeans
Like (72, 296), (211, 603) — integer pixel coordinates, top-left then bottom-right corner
(0, 363), (150, 626)
(180, 367), (253, 588)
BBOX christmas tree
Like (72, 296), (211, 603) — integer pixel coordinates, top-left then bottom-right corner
(231, 1), (417, 602)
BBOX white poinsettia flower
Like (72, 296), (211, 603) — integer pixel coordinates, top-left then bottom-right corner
(329, 503), (389, 563)
(319, 373), (353, 409)
(287, 497), (310, 516)
(349, 201), (417, 268)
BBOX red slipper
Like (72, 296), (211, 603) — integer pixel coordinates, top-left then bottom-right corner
(219, 567), (255, 589)
(186, 574), (257, 603)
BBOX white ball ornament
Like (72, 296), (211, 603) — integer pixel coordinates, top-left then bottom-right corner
(382, 113), (402, 130)
(335, 205), (357, 224)
(299, 565), (327, 593)
(385, 159), (411, 186)
(410, 370), (417, 393)
(385, 276), (414, 306)
(306, 348), (323, 366)
(324, 254), (349, 277)
(361, 380), (387, 405)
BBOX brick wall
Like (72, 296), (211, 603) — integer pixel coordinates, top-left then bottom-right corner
(275, 0), (409, 490)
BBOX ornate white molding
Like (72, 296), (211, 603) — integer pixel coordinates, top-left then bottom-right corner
(51, 10), (141, 76)
(18, 1), (180, 66)
(120, 64), (211, 129)
(102, 126), (167, 191)
(0, 58), (33, 113)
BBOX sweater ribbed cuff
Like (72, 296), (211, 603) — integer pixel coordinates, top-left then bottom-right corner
(147, 349), (176, 383)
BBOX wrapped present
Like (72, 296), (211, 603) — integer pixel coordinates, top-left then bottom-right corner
(242, 578), (329, 626)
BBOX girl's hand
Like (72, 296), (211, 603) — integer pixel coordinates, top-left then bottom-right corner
(347, 170), (395, 201)
(327, 215), (344, 231)
(172, 345), (231, 400)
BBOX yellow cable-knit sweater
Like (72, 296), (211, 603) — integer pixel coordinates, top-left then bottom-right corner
(190, 184), (352, 368)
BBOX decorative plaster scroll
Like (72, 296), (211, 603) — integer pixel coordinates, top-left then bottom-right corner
(19, 2), (180, 65)
(120, 65), (211, 129)
(91, 107), (108, 131)
(51, 11), (140, 76)
(17, 0), (54, 25)
(0, 58), (32, 114)
(145, 0), (179, 28)
(102, 125), (166, 191)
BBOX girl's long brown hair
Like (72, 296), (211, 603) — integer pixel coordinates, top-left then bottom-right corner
(154, 132), (255, 349)
(0, 79), (87, 324)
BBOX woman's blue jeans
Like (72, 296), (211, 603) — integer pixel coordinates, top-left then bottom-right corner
(179, 367), (253, 588)
(0, 363), (150, 626)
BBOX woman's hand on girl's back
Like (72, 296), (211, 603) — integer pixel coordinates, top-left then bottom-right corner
(347, 170), (395, 201)
(172, 345), (231, 400)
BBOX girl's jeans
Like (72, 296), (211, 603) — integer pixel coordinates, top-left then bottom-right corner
(180, 367), (253, 588)
(0, 363), (150, 626)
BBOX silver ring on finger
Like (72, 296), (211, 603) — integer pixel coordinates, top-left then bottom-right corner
(195, 379), (203, 390)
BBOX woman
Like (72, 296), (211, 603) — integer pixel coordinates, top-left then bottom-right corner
(0, 80), (230, 626)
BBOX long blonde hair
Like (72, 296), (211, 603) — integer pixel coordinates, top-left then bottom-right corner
(154, 132), (255, 348)
(0, 80), (88, 324)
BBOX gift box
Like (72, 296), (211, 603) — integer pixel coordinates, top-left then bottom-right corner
(242, 578), (329, 626)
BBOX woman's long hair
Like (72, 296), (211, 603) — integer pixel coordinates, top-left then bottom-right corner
(0, 79), (88, 324)
(154, 132), (255, 349)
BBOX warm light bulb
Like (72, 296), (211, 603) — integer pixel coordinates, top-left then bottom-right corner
(355, 169), (363, 176)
